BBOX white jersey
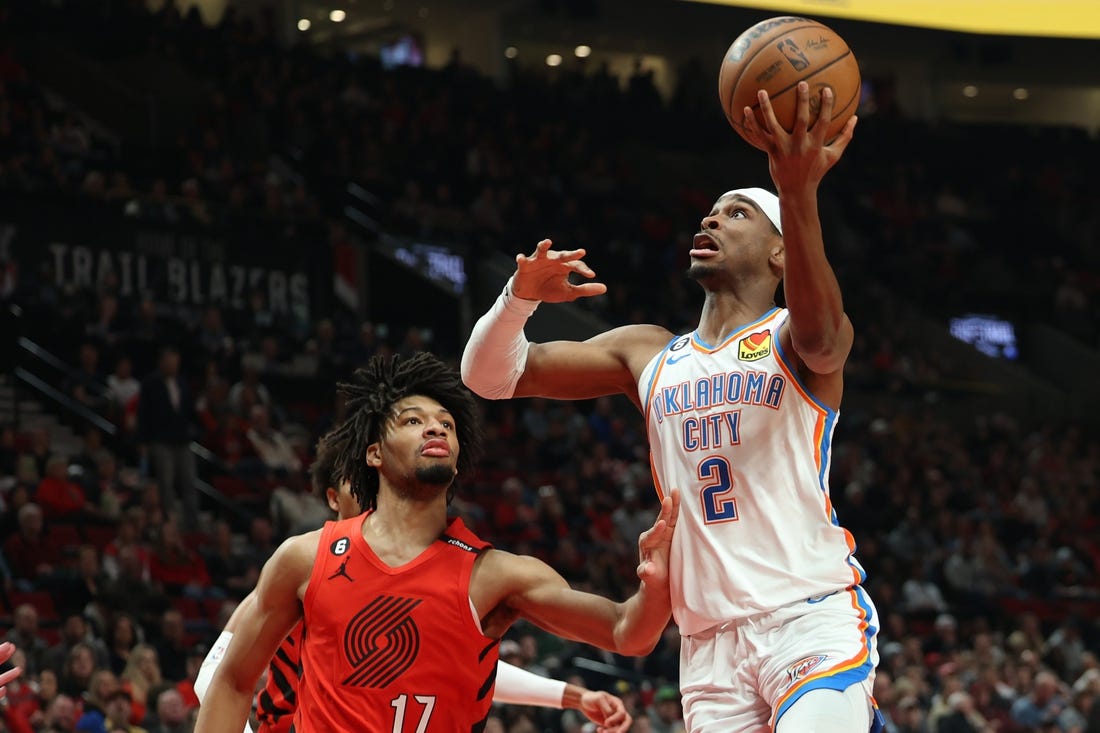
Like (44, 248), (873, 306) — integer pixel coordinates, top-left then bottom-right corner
(638, 307), (866, 635)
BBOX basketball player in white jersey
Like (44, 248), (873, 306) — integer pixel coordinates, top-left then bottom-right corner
(460, 82), (883, 733)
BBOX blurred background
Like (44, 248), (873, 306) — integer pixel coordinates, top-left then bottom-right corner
(0, 1), (1098, 731)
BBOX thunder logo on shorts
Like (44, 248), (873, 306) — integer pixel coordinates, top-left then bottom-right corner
(342, 596), (423, 687)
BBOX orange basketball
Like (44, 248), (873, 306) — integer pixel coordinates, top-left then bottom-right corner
(719, 16), (861, 143)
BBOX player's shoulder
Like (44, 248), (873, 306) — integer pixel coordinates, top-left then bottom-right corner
(274, 529), (325, 569)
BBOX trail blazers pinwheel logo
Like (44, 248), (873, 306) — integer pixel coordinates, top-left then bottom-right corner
(342, 596), (422, 687)
(738, 330), (772, 361)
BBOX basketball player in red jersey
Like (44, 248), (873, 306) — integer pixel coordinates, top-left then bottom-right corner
(195, 352), (676, 733)
(196, 429), (634, 732)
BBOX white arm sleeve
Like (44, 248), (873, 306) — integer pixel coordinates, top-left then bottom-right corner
(460, 276), (540, 399)
(195, 630), (255, 733)
(492, 661), (566, 708)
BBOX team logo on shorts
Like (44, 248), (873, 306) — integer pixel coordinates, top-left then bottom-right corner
(738, 330), (772, 361)
(785, 654), (828, 686)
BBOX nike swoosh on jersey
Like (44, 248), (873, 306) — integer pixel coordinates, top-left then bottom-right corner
(667, 353), (691, 365)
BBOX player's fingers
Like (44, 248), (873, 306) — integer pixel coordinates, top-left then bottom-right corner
(568, 282), (607, 299)
(551, 247), (588, 260)
(562, 259), (597, 278)
(756, 89), (780, 134)
(0, 666), (21, 688)
(829, 115), (858, 153)
(792, 81), (811, 133)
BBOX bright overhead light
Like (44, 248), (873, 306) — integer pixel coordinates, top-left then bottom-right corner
(963, 85), (979, 98)
(546, 54), (563, 67)
(574, 45), (591, 58)
(329, 9), (346, 22)
(1013, 87), (1029, 100)
(504, 46), (518, 59)
(297, 18), (311, 31)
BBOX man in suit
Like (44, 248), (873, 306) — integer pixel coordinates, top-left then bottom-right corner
(137, 346), (199, 530)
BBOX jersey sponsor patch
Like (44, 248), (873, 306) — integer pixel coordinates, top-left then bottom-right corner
(785, 654), (828, 686)
(738, 329), (772, 361)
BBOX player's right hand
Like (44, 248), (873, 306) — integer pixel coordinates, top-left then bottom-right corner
(577, 689), (632, 733)
(512, 239), (607, 303)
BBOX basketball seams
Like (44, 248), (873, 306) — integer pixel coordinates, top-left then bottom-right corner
(724, 21), (828, 123)
(736, 51), (857, 124)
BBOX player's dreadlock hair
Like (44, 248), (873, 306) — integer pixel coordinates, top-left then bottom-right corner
(310, 427), (350, 496)
(330, 352), (483, 511)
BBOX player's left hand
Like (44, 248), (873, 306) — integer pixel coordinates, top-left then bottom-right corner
(578, 689), (632, 733)
(637, 489), (679, 586)
(740, 81), (856, 192)
(0, 642), (24, 698)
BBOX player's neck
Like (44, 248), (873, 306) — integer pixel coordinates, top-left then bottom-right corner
(363, 490), (448, 564)
(696, 289), (775, 345)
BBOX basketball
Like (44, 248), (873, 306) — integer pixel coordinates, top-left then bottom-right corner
(719, 16), (861, 143)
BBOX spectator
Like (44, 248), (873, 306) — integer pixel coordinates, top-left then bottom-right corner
(2, 603), (49, 675)
(106, 356), (141, 423)
(103, 687), (146, 733)
(43, 614), (110, 676)
(3, 502), (62, 586)
(57, 641), (98, 699)
(105, 613), (142, 677)
(136, 346), (199, 531)
(1011, 670), (1068, 730)
(120, 644), (161, 724)
(648, 686), (686, 733)
(147, 522), (210, 598)
(39, 693), (78, 733)
(243, 403), (301, 476)
(145, 687), (189, 733)
(35, 454), (88, 519)
(150, 608), (190, 683)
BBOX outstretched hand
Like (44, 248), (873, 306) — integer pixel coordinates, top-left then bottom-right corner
(0, 642), (23, 699)
(578, 689), (633, 733)
(740, 81), (856, 193)
(637, 489), (679, 587)
(512, 239), (607, 303)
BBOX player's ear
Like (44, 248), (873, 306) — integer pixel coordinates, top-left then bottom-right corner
(769, 243), (784, 274)
(325, 487), (339, 513)
(365, 442), (382, 468)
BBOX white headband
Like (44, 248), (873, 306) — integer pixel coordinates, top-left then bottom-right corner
(722, 187), (782, 235)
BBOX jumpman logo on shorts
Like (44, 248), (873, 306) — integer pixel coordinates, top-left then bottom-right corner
(328, 558), (354, 582)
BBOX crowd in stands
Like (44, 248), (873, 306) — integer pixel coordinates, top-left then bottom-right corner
(0, 2), (1099, 732)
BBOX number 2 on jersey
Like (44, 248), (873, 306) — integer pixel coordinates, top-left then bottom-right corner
(698, 456), (738, 524)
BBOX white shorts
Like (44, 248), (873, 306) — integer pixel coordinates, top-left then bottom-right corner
(679, 586), (880, 733)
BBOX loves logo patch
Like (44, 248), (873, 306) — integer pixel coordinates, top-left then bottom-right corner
(738, 329), (772, 361)
(785, 654), (828, 686)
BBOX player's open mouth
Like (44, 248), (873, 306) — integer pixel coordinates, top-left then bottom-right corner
(421, 439), (451, 457)
(689, 232), (720, 258)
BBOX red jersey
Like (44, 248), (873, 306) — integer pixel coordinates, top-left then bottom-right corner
(255, 623), (303, 733)
(294, 514), (499, 732)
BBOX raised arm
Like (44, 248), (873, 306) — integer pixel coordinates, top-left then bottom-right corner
(475, 490), (678, 656)
(741, 82), (855, 381)
(194, 534), (315, 733)
(461, 239), (671, 404)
